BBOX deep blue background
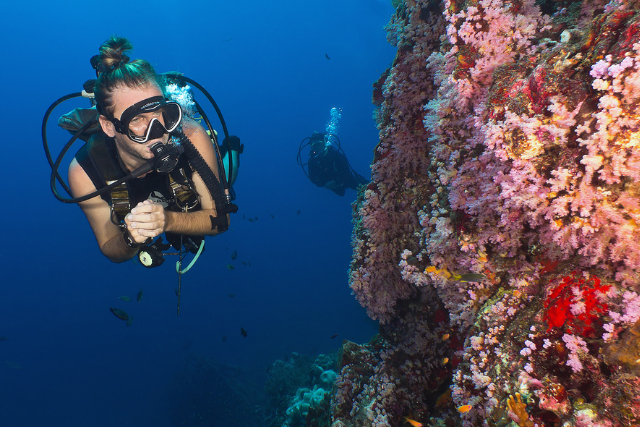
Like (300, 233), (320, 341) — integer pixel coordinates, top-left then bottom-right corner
(0, 1), (396, 425)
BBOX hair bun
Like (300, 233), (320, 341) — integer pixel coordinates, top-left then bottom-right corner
(97, 36), (133, 73)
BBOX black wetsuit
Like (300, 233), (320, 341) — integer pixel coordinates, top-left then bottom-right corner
(308, 146), (365, 196)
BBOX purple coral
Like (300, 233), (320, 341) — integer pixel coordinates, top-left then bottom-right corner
(338, 1), (640, 426)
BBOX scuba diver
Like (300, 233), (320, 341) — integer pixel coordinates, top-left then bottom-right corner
(44, 36), (242, 266)
(298, 131), (368, 196)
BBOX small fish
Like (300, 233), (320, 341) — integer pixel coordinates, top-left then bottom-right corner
(240, 327), (248, 338)
(126, 316), (133, 327)
(247, 218), (254, 222)
(254, 217), (258, 221)
(242, 214), (245, 220)
(231, 251), (238, 260)
(442, 334), (450, 340)
(227, 265), (235, 270)
(136, 288), (143, 303)
(425, 265), (452, 279)
(110, 307), (129, 321)
(228, 293), (236, 298)
(443, 358), (449, 364)
(325, 53), (330, 60)
(404, 417), (422, 427)
(457, 405), (472, 413)
(296, 209), (301, 215)
(117, 296), (131, 302)
(330, 334), (339, 339)
(457, 273), (486, 282)
(3, 360), (22, 370)
(426, 266), (485, 283)
(241, 261), (247, 266)
(248, 261), (252, 267)
(222, 335), (227, 342)
(270, 214), (275, 219)
(0, 336), (8, 342)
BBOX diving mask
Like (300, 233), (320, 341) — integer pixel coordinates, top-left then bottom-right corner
(109, 96), (182, 143)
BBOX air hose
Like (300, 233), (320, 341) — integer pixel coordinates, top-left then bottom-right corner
(176, 133), (238, 231)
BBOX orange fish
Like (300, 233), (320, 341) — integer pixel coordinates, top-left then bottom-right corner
(457, 404), (472, 413)
(442, 334), (450, 340)
(404, 417), (423, 427)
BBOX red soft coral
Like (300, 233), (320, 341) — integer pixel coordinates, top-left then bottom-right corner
(543, 272), (610, 337)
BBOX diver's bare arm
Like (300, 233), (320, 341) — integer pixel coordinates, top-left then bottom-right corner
(99, 232), (142, 262)
(165, 209), (229, 236)
(162, 164), (230, 236)
(68, 158), (141, 263)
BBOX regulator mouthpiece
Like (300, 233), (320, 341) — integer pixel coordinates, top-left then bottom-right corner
(150, 142), (184, 173)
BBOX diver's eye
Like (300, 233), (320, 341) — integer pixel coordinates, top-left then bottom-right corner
(130, 116), (146, 126)
(129, 115), (151, 133)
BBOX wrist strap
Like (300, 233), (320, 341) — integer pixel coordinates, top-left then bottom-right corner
(123, 229), (146, 249)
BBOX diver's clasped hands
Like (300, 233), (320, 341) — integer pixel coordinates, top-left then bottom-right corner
(124, 200), (166, 243)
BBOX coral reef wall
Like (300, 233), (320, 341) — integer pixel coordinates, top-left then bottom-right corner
(336, 0), (640, 426)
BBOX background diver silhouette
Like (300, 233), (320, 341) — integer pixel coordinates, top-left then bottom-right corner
(298, 131), (368, 196)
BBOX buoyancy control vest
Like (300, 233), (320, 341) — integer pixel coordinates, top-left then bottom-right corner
(75, 133), (200, 227)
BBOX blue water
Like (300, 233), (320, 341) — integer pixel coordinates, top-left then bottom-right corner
(1, 0), (396, 425)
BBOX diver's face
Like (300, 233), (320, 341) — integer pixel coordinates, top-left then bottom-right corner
(111, 84), (169, 161)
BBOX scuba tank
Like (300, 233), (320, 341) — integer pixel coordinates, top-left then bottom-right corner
(220, 135), (243, 200)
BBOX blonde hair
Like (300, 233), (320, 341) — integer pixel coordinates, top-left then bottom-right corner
(94, 36), (161, 118)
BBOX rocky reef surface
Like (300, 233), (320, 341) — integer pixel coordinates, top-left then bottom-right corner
(332, 1), (640, 426)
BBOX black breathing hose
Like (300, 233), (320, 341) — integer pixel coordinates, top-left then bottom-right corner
(171, 75), (233, 192)
(52, 157), (153, 204)
(42, 92), (83, 195)
(177, 133), (238, 218)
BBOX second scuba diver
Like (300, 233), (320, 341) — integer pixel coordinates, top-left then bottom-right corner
(302, 132), (368, 196)
(67, 36), (234, 263)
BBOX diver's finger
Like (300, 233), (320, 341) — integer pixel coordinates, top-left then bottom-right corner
(128, 227), (152, 243)
(136, 228), (160, 238)
(130, 219), (163, 230)
(129, 212), (156, 222)
(132, 207), (166, 221)
(131, 204), (160, 214)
